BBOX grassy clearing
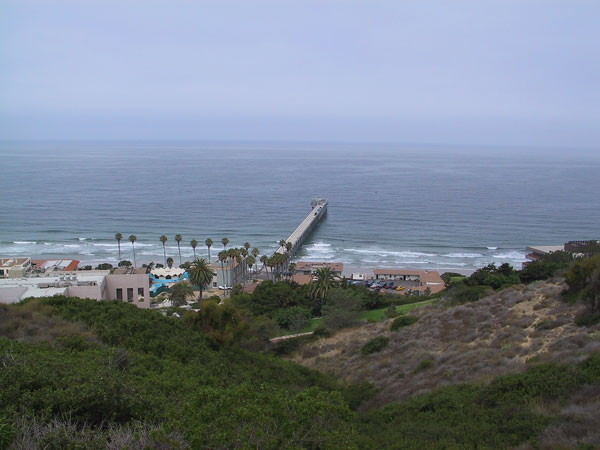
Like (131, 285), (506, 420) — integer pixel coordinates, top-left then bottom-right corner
(277, 298), (436, 337)
(361, 298), (437, 322)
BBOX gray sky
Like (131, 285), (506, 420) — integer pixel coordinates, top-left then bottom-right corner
(1, 0), (599, 147)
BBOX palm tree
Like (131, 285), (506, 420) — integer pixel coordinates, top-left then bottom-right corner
(309, 267), (338, 301)
(246, 255), (256, 277)
(205, 238), (213, 262)
(166, 257), (174, 269)
(160, 235), (168, 266)
(188, 258), (215, 301)
(251, 247), (259, 258)
(115, 233), (123, 262)
(128, 235), (137, 268)
(221, 238), (229, 251)
(190, 240), (198, 259)
(175, 234), (183, 266)
(244, 242), (251, 253)
(218, 250), (228, 287)
(169, 281), (194, 307)
(285, 241), (293, 253)
(279, 239), (287, 252)
(289, 262), (296, 279)
(260, 255), (268, 276)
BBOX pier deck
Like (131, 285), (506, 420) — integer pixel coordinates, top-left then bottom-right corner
(276, 198), (327, 259)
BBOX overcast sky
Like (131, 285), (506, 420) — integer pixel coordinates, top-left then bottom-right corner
(1, 1), (598, 147)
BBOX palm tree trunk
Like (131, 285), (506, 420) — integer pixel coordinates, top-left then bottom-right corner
(132, 243), (136, 268)
(163, 245), (167, 266)
(117, 243), (121, 262)
(193, 248), (196, 259)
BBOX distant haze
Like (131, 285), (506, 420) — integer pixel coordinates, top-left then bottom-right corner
(1, 1), (599, 147)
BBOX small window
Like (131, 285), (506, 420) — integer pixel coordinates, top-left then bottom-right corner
(213, 282), (217, 287)
(116, 288), (123, 300)
(127, 288), (133, 302)
(138, 287), (144, 297)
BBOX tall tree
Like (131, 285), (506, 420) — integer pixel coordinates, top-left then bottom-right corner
(169, 281), (194, 307)
(246, 255), (256, 277)
(279, 239), (287, 252)
(244, 242), (251, 253)
(218, 250), (228, 287)
(260, 255), (268, 276)
(205, 238), (213, 262)
(166, 257), (174, 269)
(128, 235), (137, 268)
(221, 237), (229, 251)
(188, 258), (216, 301)
(160, 235), (168, 266)
(309, 267), (338, 301)
(175, 234), (183, 266)
(251, 247), (259, 258)
(190, 239), (198, 259)
(114, 233), (123, 262)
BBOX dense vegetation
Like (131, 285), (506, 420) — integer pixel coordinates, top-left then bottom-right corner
(2, 253), (600, 448)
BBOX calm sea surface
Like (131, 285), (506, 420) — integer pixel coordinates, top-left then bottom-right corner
(1, 141), (598, 273)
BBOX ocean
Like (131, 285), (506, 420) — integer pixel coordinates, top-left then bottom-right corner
(1, 141), (598, 274)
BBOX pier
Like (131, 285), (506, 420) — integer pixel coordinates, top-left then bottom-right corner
(276, 198), (328, 259)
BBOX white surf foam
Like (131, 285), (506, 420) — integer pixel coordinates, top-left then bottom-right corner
(443, 253), (484, 258)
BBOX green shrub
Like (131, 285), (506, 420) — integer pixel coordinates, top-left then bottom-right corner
(385, 306), (400, 318)
(575, 310), (600, 327)
(361, 336), (389, 355)
(413, 359), (434, 373)
(0, 416), (15, 450)
(313, 324), (331, 338)
(390, 315), (418, 331)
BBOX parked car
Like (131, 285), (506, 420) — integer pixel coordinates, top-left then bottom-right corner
(218, 285), (232, 290)
(395, 286), (405, 291)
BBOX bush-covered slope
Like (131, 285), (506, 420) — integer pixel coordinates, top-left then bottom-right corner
(2, 295), (600, 449)
(0, 297), (356, 448)
(292, 279), (600, 409)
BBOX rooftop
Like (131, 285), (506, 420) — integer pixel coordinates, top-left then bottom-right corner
(525, 245), (564, 254)
(0, 257), (31, 268)
(373, 269), (426, 276)
(32, 259), (80, 272)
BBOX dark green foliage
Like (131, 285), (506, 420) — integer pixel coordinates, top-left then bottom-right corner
(322, 288), (362, 330)
(467, 263), (520, 290)
(273, 306), (310, 330)
(575, 310), (600, 327)
(4, 296), (600, 449)
(230, 282), (244, 296)
(390, 315), (418, 331)
(413, 359), (434, 373)
(565, 254), (600, 313)
(441, 272), (465, 286)
(361, 336), (389, 355)
(313, 324), (331, 337)
(94, 263), (113, 270)
(519, 251), (573, 283)
(242, 280), (311, 316)
(0, 416), (15, 450)
(358, 353), (600, 449)
(446, 284), (493, 305)
(117, 260), (131, 267)
(0, 297), (352, 448)
(385, 306), (400, 318)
